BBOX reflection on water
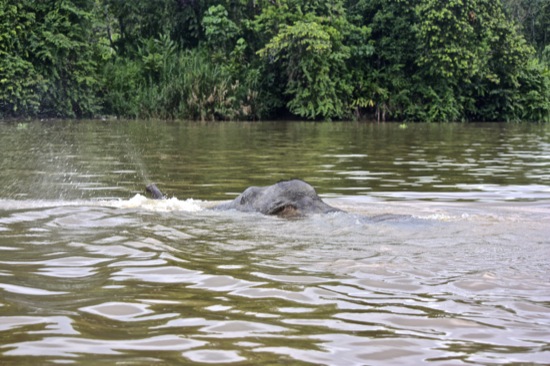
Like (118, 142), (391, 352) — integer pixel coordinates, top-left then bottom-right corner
(0, 120), (549, 365)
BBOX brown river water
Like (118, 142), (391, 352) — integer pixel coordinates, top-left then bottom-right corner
(0, 120), (549, 365)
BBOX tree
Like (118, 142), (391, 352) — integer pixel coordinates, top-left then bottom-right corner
(346, 0), (417, 120)
(0, 1), (45, 117)
(503, 0), (549, 56)
(0, 0), (103, 118)
(354, 0), (549, 121)
(256, 0), (364, 119)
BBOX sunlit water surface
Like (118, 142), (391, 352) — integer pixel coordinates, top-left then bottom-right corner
(0, 120), (549, 365)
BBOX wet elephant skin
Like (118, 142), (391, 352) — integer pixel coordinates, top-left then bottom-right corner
(213, 179), (342, 217)
(146, 180), (341, 218)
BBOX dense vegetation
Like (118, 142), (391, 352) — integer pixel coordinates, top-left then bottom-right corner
(1, 0), (549, 121)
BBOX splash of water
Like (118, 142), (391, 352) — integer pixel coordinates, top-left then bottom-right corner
(105, 194), (203, 212)
(122, 139), (152, 186)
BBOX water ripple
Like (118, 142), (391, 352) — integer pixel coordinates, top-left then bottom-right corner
(0, 197), (549, 364)
(2, 335), (207, 357)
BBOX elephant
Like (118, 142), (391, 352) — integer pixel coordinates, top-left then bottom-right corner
(146, 179), (342, 217)
(213, 179), (342, 217)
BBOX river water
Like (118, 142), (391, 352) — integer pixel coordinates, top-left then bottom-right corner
(0, 120), (549, 365)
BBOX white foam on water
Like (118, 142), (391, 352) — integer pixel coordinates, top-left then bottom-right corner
(105, 194), (204, 212)
(0, 194), (205, 213)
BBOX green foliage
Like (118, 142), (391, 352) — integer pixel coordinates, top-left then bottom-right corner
(102, 47), (260, 121)
(137, 34), (177, 83)
(102, 0), (184, 54)
(256, 0), (356, 120)
(474, 58), (550, 122)
(542, 46), (550, 67)
(34, 0), (102, 117)
(101, 58), (143, 118)
(516, 59), (550, 122)
(415, 0), (492, 81)
(503, 0), (549, 57)
(351, 0), (550, 122)
(347, 0), (418, 120)
(0, 0), (102, 118)
(202, 5), (240, 55)
(1, 0), (549, 121)
(0, 2), (45, 117)
(0, 54), (44, 117)
(156, 49), (237, 121)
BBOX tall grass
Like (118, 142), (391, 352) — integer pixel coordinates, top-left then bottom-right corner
(101, 48), (260, 120)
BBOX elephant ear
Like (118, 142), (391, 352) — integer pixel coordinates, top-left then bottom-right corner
(239, 186), (261, 206)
